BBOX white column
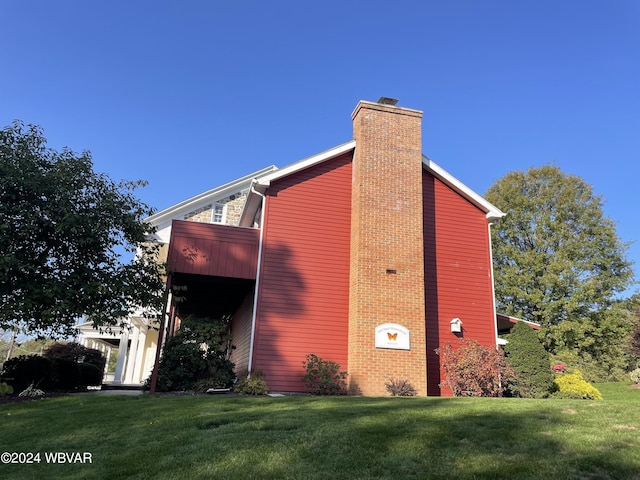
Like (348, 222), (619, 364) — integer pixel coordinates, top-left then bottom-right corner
(113, 328), (130, 385)
(124, 325), (141, 384)
(103, 347), (111, 376)
(131, 328), (147, 384)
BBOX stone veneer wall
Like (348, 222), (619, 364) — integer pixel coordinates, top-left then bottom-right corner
(224, 191), (249, 226)
(183, 190), (249, 226)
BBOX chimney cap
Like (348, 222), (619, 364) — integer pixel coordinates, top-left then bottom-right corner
(377, 97), (398, 106)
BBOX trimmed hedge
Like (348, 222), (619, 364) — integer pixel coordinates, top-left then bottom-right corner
(1, 355), (52, 391)
(44, 342), (106, 373)
(78, 362), (103, 387)
(1, 354), (103, 392)
(50, 358), (81, 390)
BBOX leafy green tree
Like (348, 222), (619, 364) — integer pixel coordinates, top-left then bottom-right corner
(626, 294), (640, 370)
(504, 322), (554, 398)
(485, 165), (634, 361)
(1, 121), (164, 337)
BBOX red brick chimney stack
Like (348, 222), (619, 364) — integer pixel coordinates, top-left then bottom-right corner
(348, 99), (427, 396)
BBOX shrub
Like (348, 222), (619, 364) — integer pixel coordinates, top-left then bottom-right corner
(151, 337), (207, 391)
(232, 369), (270, 395)
(1, 355), (52, 391)
(81, 348), (107, 373)
(151, 316), (235, 392)
(43, 342), (84, 362)
(1, 350), (101, 392)
(49, 358), (81, 390)
(503, 322), (554, 398)
(548, 390), (587, 400)
(302, 354), (347, 395)
(552, 370), (602, 400)
(551, 350), (628, 383)
(234, 377), (270, 395)
(0, 382), (13, 395)
(629, 368), (640, 384)
(385, 378), (417, 397)
(630, 322), (640, 358)
(552, 363), (567, 373)
(436, 339), (516, 397)
(44, 342), (106, 372)
(78, 362), (103, 387)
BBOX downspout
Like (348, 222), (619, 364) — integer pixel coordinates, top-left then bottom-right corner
(488, 221), (500, 350)
(247, 181), (266, 378)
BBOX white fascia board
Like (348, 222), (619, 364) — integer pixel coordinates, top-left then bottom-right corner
(255, 140), (356, 187)
(422, 155), (506, 222)
(497, 313), (541, 329)
(145, 165), (277, 227)
(518, 318), (541, 328)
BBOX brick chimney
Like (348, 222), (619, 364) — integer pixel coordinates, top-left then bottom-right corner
(348, 99), (427, 396)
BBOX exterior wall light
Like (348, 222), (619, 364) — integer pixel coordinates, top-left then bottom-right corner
(450, 317), (462, 333)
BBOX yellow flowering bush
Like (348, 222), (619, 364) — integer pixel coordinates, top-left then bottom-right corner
(552, 369), (602, 400)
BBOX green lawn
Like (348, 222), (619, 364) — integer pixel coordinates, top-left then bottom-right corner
(1, 384), (639, 480)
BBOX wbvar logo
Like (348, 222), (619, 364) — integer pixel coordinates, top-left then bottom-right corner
(45, 452), (93, 464)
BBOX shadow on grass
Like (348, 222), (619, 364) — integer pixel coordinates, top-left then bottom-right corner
(2, 395), (639, 480)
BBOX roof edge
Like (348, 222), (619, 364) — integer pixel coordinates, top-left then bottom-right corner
(146, 165), (277, 225)
(422, 154), (505, 221)
(496, 312), (541, 329)
(256, 140), (356, 187)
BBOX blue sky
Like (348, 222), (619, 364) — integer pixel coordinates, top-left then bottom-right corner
(1, 1), (638, 295)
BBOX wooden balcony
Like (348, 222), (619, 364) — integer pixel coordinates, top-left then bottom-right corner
(167, 220), (260, 279)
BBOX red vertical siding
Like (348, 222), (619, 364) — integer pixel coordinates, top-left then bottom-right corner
(252, 153), (352, 392)
(167, 221), (259, 279)
(229, 290), (254, 374)
(423, 172), (497, 396)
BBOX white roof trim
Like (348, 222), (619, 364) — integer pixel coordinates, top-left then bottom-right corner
(497, 313), (541, 329)
(422, 155), (505, 222)
(255, 140), (356, 187)
(146, 165), (277, 226)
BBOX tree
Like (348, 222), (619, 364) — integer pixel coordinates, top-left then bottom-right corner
(1, 121), (164, 336)
(485, 165), (634, 360)
(503, 322), (554, 398)
(627, 294), (640, 369)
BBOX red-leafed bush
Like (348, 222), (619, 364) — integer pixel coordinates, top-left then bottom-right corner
(302, 354), (347, 395)
(436, 339), (516, 397)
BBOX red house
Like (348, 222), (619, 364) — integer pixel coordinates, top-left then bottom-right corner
(162, 99), (507, 396)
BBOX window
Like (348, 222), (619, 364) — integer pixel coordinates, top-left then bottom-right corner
(213, 203), (225, 223)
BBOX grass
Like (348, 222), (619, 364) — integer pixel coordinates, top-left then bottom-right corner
(1, 384), (640, 480)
